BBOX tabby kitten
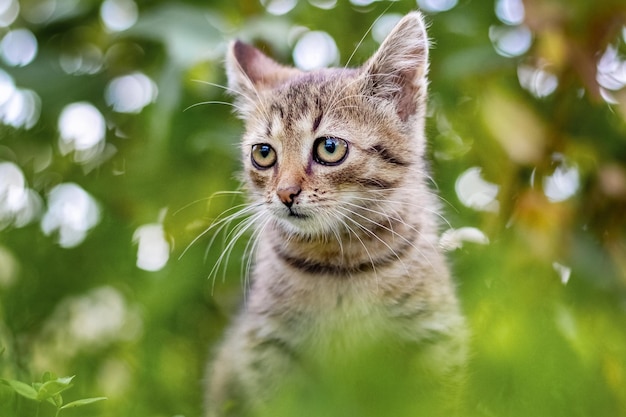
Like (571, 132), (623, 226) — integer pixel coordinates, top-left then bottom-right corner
(206, 12), (467, 417)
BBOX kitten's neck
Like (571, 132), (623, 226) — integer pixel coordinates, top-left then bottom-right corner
(263, 211), (429, 277)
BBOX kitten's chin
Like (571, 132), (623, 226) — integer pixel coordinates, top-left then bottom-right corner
(271, 211), (330, 239)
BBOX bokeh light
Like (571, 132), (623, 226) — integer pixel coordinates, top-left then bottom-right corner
(542, 154), (580, 203)
(20, 0), (56, 24)
(100, 0), (138, 32)
(40, 183), (101, 248)
(416, 0), (458, 13)
(293, 31), (339, 70)
(495, 0), (525, 26)
(0, 0), (19, 27)
(308, 0), (337, 10)
(0, 28), (38, 66)
(133, 223), (170, 272)
(518, 64), (558, 98)
(0, 71), (41, 129)
(455, 167), (500, 212)
(0, 161), (43, 229)
(489, 25), (532, 57)
(59, 44), (104, 75)
(58, 102), (107, 164)
(261, 0), (297, 16)
(372, 14), (403, 44)
(105, 72), (158, 113)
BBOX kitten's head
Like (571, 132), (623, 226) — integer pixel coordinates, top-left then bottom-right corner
(226, 12), (431, 239)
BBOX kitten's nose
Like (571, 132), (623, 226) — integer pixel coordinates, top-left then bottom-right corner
(277, 185), (301, 208)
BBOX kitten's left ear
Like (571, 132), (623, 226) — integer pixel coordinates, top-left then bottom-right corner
(226, 41), (300, 100)
(361, 12), (430, 122)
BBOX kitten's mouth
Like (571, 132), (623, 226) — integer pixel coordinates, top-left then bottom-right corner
(286, 208), (309, 219)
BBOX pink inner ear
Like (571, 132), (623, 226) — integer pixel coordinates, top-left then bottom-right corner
(232, 41), (269, 85)
(231, 41), (300, 90)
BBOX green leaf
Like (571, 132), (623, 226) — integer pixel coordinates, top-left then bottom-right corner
(46, 393), (64, 408)
(5, 380), (38, 401)
(37, 376), (75, 401)
(59, 397), (107, 409)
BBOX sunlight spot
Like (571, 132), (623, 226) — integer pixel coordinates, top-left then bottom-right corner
(0, 28), (38, 66)
(105, 72), (158, 113)
(58, 102), (107, 164)
(372, 14), (403, 44)
(495, 0), (524, 26)
(440, 227), (489, 251)
(543, 153), (580, 202)
(100, 0), (138, 32)
(553, 261), (571, 285)
(261, 0), (297, 15)
(518, 64), (558, 98)
(40, 183), (101, 248)
(308, 0), (337, 10)
(489, 25), (532, 57)
(133, 223), (170, 272)
(416, 0), (457, 13)
(455, 167), (500, 212)
(0, 0), (19, 27)
(0, 161), (42, 229)
(293, 31), (339, 70)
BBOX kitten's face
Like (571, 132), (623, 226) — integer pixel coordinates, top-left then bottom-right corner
(227, 13), (430, 239)
(241, 73), (414, 237)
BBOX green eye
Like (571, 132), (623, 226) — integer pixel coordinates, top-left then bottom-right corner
(251, 143), (277, 169)
(313, 137), (349, 166)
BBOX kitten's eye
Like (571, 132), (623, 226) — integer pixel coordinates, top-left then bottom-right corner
(313, 137), (349, 166)
(251, 144), (277, 169)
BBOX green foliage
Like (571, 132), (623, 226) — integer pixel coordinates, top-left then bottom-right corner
(0, 0), (625, 416)
(0, 372), (106, 417)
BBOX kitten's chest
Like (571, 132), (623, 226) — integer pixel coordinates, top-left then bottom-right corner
(256, 275), (403, 353)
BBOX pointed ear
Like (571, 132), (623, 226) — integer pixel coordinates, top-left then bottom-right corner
(361, 12), (430, 122)
(226, 41), (301, 99)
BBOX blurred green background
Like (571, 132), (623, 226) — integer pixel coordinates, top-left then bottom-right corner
(0, 0), (625, 416)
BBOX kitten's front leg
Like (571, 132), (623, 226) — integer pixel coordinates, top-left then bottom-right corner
(206, 321), (302, 417)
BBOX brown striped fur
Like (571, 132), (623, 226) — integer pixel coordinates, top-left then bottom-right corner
(206, 12), (467, 417)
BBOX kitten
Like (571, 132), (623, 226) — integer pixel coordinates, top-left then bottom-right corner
(206, 12), (468, 417)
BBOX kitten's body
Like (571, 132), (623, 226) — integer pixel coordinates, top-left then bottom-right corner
(207, 12), (467, 417)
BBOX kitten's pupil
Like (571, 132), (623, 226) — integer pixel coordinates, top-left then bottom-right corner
(313, 137), (348, 166)
(260, 145), (271, 158)
(324, 139), (335, 154)
(251, 143), (277, 169)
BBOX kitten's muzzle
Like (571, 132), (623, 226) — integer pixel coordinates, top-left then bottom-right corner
(277, 185), (301, 208)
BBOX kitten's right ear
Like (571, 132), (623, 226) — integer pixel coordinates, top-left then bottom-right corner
(226, 41), (300, 100)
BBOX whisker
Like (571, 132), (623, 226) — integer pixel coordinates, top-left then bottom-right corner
(337, 206), (412, 275)
(173, 190), (244, 217)
(184, 100), (244, 112)
(180, 201), (260, 260)
(332, 208), (378, 281)
(340, 202), (434, 270)
(344, 2), (395, 69)
(207, 211), (265, 293)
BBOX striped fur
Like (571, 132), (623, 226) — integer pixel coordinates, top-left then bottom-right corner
(207, 12), (467, 417)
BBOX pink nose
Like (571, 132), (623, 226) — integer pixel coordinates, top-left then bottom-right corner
(277, 185), (301, 208)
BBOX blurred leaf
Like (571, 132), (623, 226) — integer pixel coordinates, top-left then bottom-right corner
(36, 376), (74, 401)
(4, 380), (38, 401)
(60, 397), (107, 409)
